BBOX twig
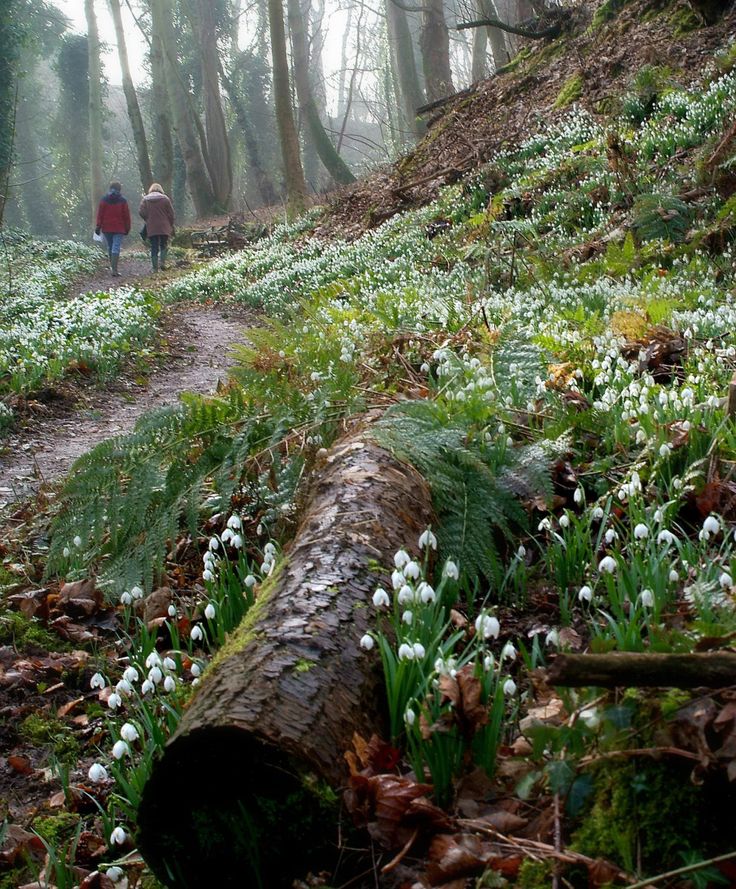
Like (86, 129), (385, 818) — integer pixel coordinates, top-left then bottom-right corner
(380, 827), (419, 873)
(626, 850), (736, 889)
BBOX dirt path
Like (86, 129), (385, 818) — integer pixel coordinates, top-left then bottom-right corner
(0, 259), (254, 507)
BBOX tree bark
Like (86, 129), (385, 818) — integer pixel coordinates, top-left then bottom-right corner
(547, 652), (736, 689)
(471, 0), (508, 79)
(149, 13), (174, 196)
(268, 0), (307, 216)
(456, 15), (562, 38)
(109, 0), (153, 192)
(386, 0), (426, 140)
(151, 0), (217, 217)
(419, 0), (454, 103)
(85, 0), (105, 222)
(138, 431), (434, 887)
(287, 0), (355, 185)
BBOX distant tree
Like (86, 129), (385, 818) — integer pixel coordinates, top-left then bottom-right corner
(385, 0), (425, 140)
(55, 35), (91, 231)
(419, 0), (454, 101)
(0, 0), (27, 226)
(148, 9), (174, 196)
(85, 0), (105, 221)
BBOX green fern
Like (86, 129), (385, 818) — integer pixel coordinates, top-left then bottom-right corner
(632, 193), (692, 243)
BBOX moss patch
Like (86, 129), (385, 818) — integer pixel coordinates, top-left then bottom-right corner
(20, 712), (79, 763)
(553, 73), (584, 110)
(31, 812), (80, 845)
(590, 0), (630, 30)
(0, 611), (64, 651)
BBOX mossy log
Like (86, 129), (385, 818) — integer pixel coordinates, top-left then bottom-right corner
(547, 652), (736, 688)
(138, 431), (434, 888)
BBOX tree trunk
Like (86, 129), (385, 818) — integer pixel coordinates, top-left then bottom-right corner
(85, 0), (105, 222)
(337, 2), (354, 120)
(471, 0), (508, 79)
(547, 652), (736, 689)
(196, 0), (233, 207)
(287, 0), (355, 186)
(149, 17), (174, 195)
(109, 0), (153, 192)
(420, 0), (454, 103)
(138, 431), (434, 887)
(268, 0), (307, 216)
(386, 0), (425, 140)
(151, 0), (216, 217)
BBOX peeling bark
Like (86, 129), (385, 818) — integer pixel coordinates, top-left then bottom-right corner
(138, 431), (434, 887)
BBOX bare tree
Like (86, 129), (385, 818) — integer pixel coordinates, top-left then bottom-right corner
(385, 0), (425, 139)
(85, 0), (104, 220)
(419, 0), (454, 101)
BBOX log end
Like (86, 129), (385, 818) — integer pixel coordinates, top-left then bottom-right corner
(137, 726), (340, 888)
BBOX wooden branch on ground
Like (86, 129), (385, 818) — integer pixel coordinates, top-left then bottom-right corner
(456, 16), (562, 38)
(546, 652), (736, 688)
(138, 429), (434, 887)
(416, 83), (481, 117)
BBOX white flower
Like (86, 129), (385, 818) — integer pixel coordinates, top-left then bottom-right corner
(116, 680), (132, 697)
(634, 523), (649, 540)
(413, 642), (426, 659)
(245, 574), (257, 588)
(221, 529), (234, 544)
(417, 582), (436, 604)
(580, 708), (600, 730)
(657, 530), (676, 545)
(720, 572), (733, 589)
(203, 569), (215, 583)
(372, 588), (390, 608)
(204, 603), (216, 620)
(148, 666), (163, 684)
(88, 763), (108, 783)
(131, 586), (143, 600)
(418, 529), (437, 550)
(227, 515), (242, 530)
(394, 550), (410, 569)
(391, 569), (405, 590)
(517, 545), (526, 559)
(398, 643), (415, 660)
(598, 556), (617, 574)
(191, 663), (202, 677)
(63, 547), (70, 558)
(168, 604), (177, 618)
(232, 534), (243, 549)
(503, 678), (517, 696)
(107, 693), (122, 710)
(659, 443), (672, 458)
(107, 867), (124, 883)
(483, 654), (494, 671)
(163, 656), (176, 672)
(669, 569), (680, 583)
(545, 629), (559, 647)
(73, 535), (83, 548)
(604, 529), (617, 545)
(578, 584), (593, 603)
(123, 666), (138, 684)
(90, 672), (106, 690)
(559, 514), (570, 529)
(402, 610), (413, 625)
(538, 517), (552, 532)
(120, 722), (139, 742)
(573, 487), (583, 505)
(653, 509), (663, 523)
(360, 634), (374, 650)
(592, 507), (604, 520)
(120, 591), (132, 606)
(112, 740), (129, 759)
(703, 515), (720, 536)
(475, 613), (500, 640)
(404, 561), (421, 580)
(398, 584), (414, 605)
(501, 641), (516, 661)
(639, 589), (654, 608)
(145, 651), (162, 669)
(442, 560), (459, 580)
(405, 708), (416, 726)
(209, 537), (220, 551)
(110, 826), (127, 846)
(190, 625), (203, 642)
(164, 675), (176, 693)
(141, 679), (154, 695)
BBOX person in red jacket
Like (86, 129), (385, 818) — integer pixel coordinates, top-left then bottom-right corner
(95, 180), (131, 277)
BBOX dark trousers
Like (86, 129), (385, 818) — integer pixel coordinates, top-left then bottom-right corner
(150, 234), (169, 265)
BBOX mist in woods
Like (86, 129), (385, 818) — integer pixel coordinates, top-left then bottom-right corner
(1, 0), (530, 234)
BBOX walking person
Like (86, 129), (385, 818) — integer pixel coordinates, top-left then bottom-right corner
(139, 183), (175, 272)
(95, 180), (131, 277)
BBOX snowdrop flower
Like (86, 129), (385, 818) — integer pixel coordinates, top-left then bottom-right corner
(538, 517), (552, 532)
(501, 641), (516, 661)
(163, 656), (177, 672)
(191, 663), (202, 678)
(483, 654), (494, 671)
(578, 585), (593, 603)
(168, 605), (177, 618)
(517, 544), (526, 559)
(190, 625), (203, 642)
(545, 629), (559, 647)
(559, 514), (570, 529)
(112, 740), (129, 759)
(360, 634), (374, 650)
(653, 509), (663, 523)
(639, 589), (654, 608)
(402, 610), (413, 625)
(420, 362), (430, 374)
(227, 515), (242, 530)
(120, 591), (133, 606)
(418, 529), (437, 550)
(203, 569), (215, 583)
(120, 723), (139, 743)
(148, 666), (163, 685)
(413, 642), (426, 659)
(405, 708), (416, 726)
(245, 574), (257, 588)
(141, 679), (154, 695)
(209, 537), (220, 551)
(116, 679), (133, 697)
(592, 507), (604, 521)
(398, 643), (415, 660)
(221, 529), (234, 544)
(604, 529), (618, 545)
(443, 560), (459, 580)
(703, 515), (720, 536)
(398, 584), (414, 605)
(634, 523), (649, 540)
(404, 560), (421, 580)
(107, 867), (124, 883)
(659, 443), (672, 459)
(131, 586), (143, 600)
(110, 826), (127, 846)
(63, 547), (70, 558)
(598, 556), (617, 574)
(164, 675), (176, 693)
(394, 549), (410, 569)
(145, 651), (161, 669)
(372, 588), (390, 608)
(204, 603), (216, 620)
(107, 693), (122, 710)
(88, 763), (108, 783)
(475, 613), (500, 640)
(580, 708), (600, 730)
(231, 534), (243, 549)
(573, 487), (584, 505)
(73, 536), (83, 548)
(657, 530), (676, 545)
(720, 572), (733, 589)
(123, 666), (138, 685)
(90, 672), (106, 690)
(669, 569), (680, 583)
(391, 569), (405, 590)
(503, 678), (517, 696)
(417, 582), (436, 604)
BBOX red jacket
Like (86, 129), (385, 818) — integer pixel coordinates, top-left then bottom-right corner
(96, 192), (131, 234)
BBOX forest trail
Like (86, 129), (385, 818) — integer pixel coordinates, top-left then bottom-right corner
(0, 259), (252, 506)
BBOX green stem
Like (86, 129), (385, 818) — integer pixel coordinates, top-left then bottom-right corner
(626, 850), (736, 889)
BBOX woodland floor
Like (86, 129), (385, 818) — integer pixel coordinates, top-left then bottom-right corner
(0, 256), (254, 507)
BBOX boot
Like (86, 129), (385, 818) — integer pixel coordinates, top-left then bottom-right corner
(160, 249), (168, 272)
(111, 254), (121, 277)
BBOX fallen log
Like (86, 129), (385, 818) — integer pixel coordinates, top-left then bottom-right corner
(546, 652), (736, 689)
(138, 431), (434, 888)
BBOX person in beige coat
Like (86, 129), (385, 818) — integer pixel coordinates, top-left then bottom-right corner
(139, 183), (175, 272)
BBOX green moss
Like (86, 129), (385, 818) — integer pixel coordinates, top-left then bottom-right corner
(514, 859), (555, 887)
(553, 74), (584, 110)
(714, 42), (736, 75)
(0, 611), (64, 651)
(32, 812), (79, 845)
(20, 712), (79, 763)
(293, 659), (314, 673)
(590, 0), (629, 30)
(669, 3), (701, 35)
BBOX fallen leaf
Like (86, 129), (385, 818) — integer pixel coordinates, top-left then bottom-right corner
(7, 754), (33, 775)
